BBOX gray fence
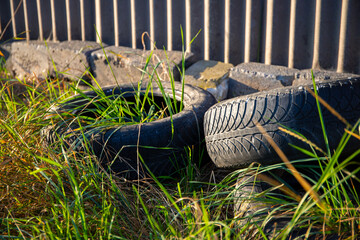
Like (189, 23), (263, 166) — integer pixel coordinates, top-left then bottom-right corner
(1, 0), (359, 74)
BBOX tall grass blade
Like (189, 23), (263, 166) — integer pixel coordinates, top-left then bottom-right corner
(310, 70), (331, 157)
(255, 122), (327, 210)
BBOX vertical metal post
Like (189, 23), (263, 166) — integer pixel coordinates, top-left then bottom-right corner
(113, 0), (119, 46)
(185, 0), (191, 52)
(23, 0), (30, 42)
(130, 0), (136, 49)
(167, 0), (173, 50)
(80, 0), (85, 41)
(10, 0), (17, 38)
(265, 0), (274, 65)
(337, 0), (349, 73)
(65, 0), (71, 41)
(36, 0), (43, 40)
(288, 0), (297, 68)
(50, 0), (57, 41)
(312, 0), (322, 69)
(224, 0), (230, 63)
(204, 0), (210, 60)
(244, 0), (252, 63)
(149, 0), (155, 50)
(95, 0), (102, 43)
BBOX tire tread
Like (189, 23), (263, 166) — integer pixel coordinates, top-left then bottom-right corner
(204, 78), (360, 168)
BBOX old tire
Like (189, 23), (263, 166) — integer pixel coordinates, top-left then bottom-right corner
(44, 82), (216, 178)
(204, 78), (360, 168)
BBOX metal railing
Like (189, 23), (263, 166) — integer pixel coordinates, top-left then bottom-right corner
(1, 0), (359, 74)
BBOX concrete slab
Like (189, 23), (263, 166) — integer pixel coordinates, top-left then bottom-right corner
(184, 60), (233, 101)
(293, 69), (360, 86)
(4, 40), (102, 81)
(89, 46), (196, 87)
(227, 62), (299, 98)
(50, 41), (102, 81)
(5, 41), (52, 80)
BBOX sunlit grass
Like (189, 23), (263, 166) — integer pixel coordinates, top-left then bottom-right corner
(1, 34), (359, 239)
(1, 73), (359, 238)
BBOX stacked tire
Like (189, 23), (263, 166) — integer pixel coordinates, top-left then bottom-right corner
(203, 78), (360, 168)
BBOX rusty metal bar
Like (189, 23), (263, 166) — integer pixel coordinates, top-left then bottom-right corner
(185, 0), (191, 52)
(167, 0), (173, 50)
(80, 0), (85, 41)
(337, 0), (349, 73)
(36, 0), (43, 40)
(244, 0), (252, 63)
(10, 0), (17, 38)
(224, 0), (230, 63)
(23, 0), (29, 41)
(312, 0), (322, 69)
(130, 0), (136, 48)
(50, 0), (57, 41)
(65, 0), (71, 40)
(95, 0), (101, 43)
(204, 0), (210, 60)
(149, 0), (155, 50)
(113, 0), (119, 46)
(265, 0), (274, 65)
(288, 0), (297, 68)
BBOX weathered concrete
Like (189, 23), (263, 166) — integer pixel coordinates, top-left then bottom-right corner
(227, 62), (299, 98)
(293, 69), (360, 86)
(4, 40), (102, 81)
(5, 41), (53, 80)
(89, 46), (197, 86)
(184, 60), (233, 101)
(4, 41), (359, 100)
(2, 40), (197, 87)
(52, 41), (102, 80)
(227, 63), (360, 99)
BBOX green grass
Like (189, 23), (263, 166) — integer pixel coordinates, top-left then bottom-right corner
(1, 38), (360, 239)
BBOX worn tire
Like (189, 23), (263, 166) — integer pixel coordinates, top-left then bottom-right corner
(204, 78), (360, 168)
(44, 82), (216, 178)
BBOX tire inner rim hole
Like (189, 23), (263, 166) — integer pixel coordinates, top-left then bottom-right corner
(64, 93), (182, 124)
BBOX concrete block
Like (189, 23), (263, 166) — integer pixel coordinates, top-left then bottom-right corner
(6, 41), (52, 80)
(292, 69), (360, 86)
(184, 60), (233, 101)
(50, 41), (102, 81)
(5, 40), (102, 81)
(89, 46), (196, 87)
(227, 62), (299, 98)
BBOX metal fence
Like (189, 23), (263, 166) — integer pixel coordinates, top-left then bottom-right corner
(1, 0), (359, 74)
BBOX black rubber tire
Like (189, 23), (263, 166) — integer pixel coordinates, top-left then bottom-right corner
(44, 82), (216, 178)
(204, 78), (360, 168)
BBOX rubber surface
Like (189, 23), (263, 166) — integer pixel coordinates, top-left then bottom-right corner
(44, 82), (216, 178)
(204, 78), (360, 168)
